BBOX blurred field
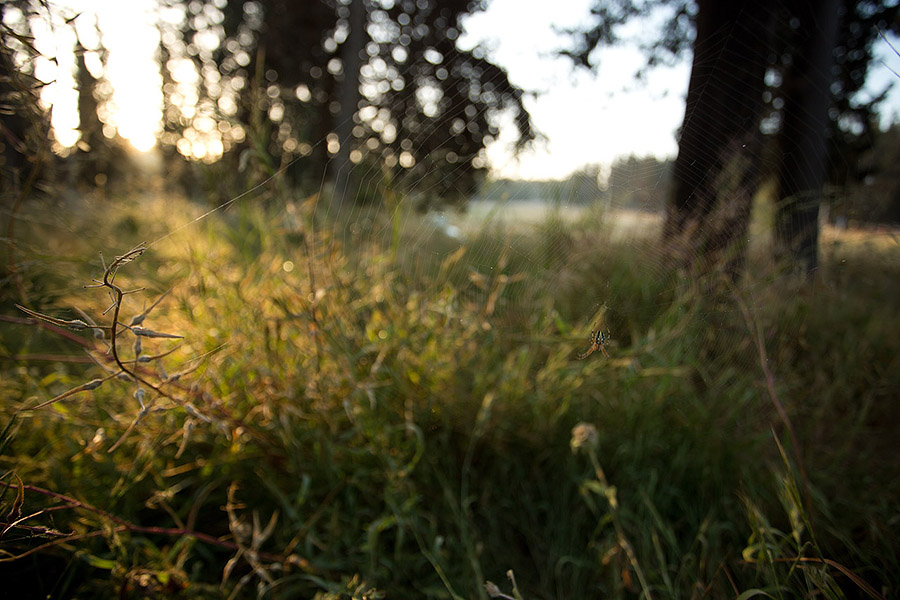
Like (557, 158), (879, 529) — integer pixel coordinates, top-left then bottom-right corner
(1, 193), (898, 599)
(459, 200), (662, 239)
(463, 199), (900, 250)
(821, 222), (900, 264)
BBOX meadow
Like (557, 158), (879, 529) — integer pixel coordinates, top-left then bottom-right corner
(1, 190), (898, 599)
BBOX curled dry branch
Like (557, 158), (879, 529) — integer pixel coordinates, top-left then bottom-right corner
(15, 242), (208, 453)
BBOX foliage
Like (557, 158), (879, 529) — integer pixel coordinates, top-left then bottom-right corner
(1, 193), (898, 599)
(156, 0), (535, 206)
(559, 0), (695, 71)
(0, 1), (52, 196)
(1, 1), (55, 308)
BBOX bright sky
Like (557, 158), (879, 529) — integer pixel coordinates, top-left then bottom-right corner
(26, 0), (900, 180)
(30, 0), (161, 151)
(460, 0), (691, 180)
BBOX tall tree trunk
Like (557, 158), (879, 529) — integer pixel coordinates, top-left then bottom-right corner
(664, 0), (773, 277)
(774, 0), (841, 276)
(330, 0), (365, 213)
(1, 29), (28, 198)
(74, 42), (106, 187)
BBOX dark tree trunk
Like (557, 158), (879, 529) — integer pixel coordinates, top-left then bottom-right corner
(329, 0), (365, 213)
(1, 32), (28, 198)
(74, 42), (106, 187)
(774, 0), (841, 275)
(664, 0), (774, 277)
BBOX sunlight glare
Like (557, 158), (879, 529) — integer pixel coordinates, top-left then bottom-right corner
(95, 0), (162, 151)
(37, 0), (162, 152)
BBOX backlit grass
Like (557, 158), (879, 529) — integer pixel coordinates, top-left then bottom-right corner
(1, 192), (897, 599)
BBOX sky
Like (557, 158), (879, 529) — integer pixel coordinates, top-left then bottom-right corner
(29, 0), (162, 151)
(22, 0), (900, 181)
(460, 0), (691, 180)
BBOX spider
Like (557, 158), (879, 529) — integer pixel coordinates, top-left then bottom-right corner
(577, 328), (611, 360)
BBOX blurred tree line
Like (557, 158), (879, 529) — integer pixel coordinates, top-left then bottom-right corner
(477, 158), (672, 214)
(602, 155), (671, 212)
(478, 165), (605, 206)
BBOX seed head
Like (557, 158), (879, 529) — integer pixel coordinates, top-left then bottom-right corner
(570, 422), (599, 453)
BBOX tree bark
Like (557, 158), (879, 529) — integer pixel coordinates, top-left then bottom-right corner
(774, 0), (841, 276)
(663, 0), (774, 277)
(330, 0), (365, 213)
(1, 29), (28, 197)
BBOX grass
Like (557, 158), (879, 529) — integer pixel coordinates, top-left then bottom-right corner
(1, 190), (898, 599)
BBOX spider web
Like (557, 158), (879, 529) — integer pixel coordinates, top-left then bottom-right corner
(9, 2), (900, 595)
(129, 1), (900, 373)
